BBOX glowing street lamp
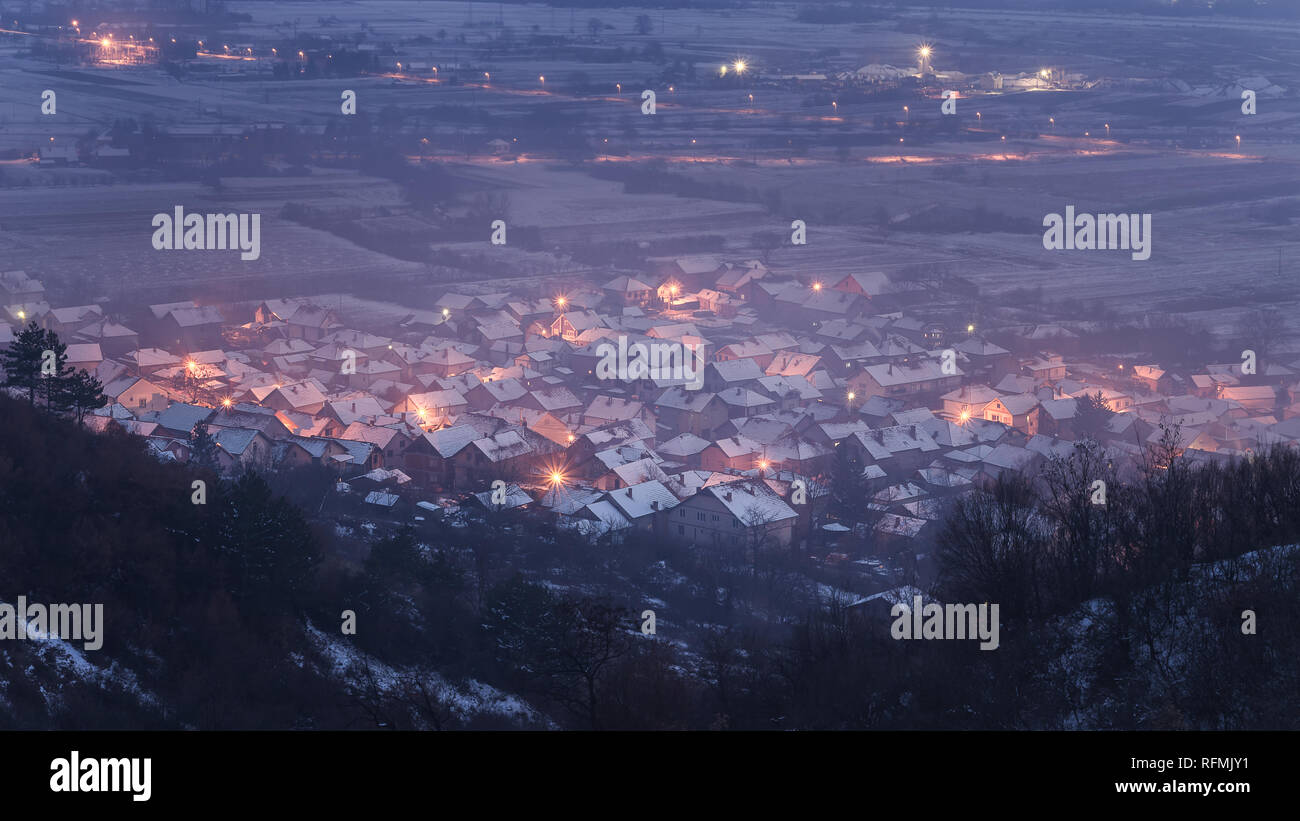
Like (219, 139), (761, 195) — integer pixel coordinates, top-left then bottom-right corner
(903, 104), (909, 123)
(222, 397), (233, 408)
(831, 100), (838, 113)
(1235, 135), (1241, 148)
(549, 470), (565, 486)
(847, 391), (856, 402)
(967, 324), (975, 333)
(812, 282), (822, 291)
(733, 59), (747, 75)
(616, 82), (621, 94)
(538, 74), (545, 85)
(555, 295), (567, 308)
(976, 111), (981, 121)
(1104, 123), (1110, 136)
(441, 308), (450, 318)
(719, 64), (727, 77)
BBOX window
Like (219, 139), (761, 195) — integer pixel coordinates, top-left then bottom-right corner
(732, 518), (740, 528)
(679, 508), (686, 518)
(697, 512), (706, 521)
(711, 514), (719, 522)
(678, 525), (684, 535)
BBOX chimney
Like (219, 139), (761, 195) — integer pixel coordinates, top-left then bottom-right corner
(626, 487), (633, 498)
(651, 500), (659, 510)
(724, 491), (732, 501)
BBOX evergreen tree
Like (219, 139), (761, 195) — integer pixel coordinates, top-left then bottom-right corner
(830, 444), (867, 523)
(36, 328), (74, 413)
(1, 321), (46, 404)
(1074, 391), (1115, 440)
(189, 422), (222, 473)
(62, 369), (108, 424)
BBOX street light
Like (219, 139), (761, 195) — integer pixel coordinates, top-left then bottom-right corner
(1235, 134), (1242, 148)
(733, 59), (746, 75)
(1104, 123), (1110, 136)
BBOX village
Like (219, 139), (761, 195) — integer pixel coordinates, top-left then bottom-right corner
(5, 255), (1295, 592)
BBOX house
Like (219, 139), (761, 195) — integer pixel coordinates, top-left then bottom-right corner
(851, 360), (963, 401)
(213, 428), (274, 471)
(403, 424), (481, 488)
(602, 480), (680, 535)
(603, 275), (655, 307)
(654, 389), (729, 438)
(831, 272), (888, 299)
(1024, 354), (1067, 381)
(942, 384), (1002, 422)
(668, 481), (798, 548)
(983, 394), (1041, 435)
(104, 376), (170, 413)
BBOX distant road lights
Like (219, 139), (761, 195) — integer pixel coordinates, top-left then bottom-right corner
(668, 85), (674, 93)
(719, 64), (727, 77)
(812, 282), (822, 291)
(484, 72), (489, 81)
(1001, 135), (1006, 141)
(538, 74), (545, 85)
(733, 59), (747, 75)
(903, 104), (909, 122)
(1049, 116), (1054, 127)
(967, 324), (975, 333)
(831, 100), (837, 113)
(976, 111), (981, 121)
(616, 82), (621, 94)
(1235, 134), (1242, 148)
(847, 391), (856, 402)
(1104, 123), (1110, 136)
(748, 93), (754, 105)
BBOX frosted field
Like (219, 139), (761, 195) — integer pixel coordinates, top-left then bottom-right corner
(0, 2), (1297, 334)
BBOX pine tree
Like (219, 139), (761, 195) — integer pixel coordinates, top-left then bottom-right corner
(189, 422), (222, 473)
(1074, 391), (1115, 440)
(830, 444), (867, 524)
(62, 369), (108, 424)
(36, 328), (74, 413)
(1, 321), (46, 404)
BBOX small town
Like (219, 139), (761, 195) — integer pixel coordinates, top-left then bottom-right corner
(5, 257), (1293, 592)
